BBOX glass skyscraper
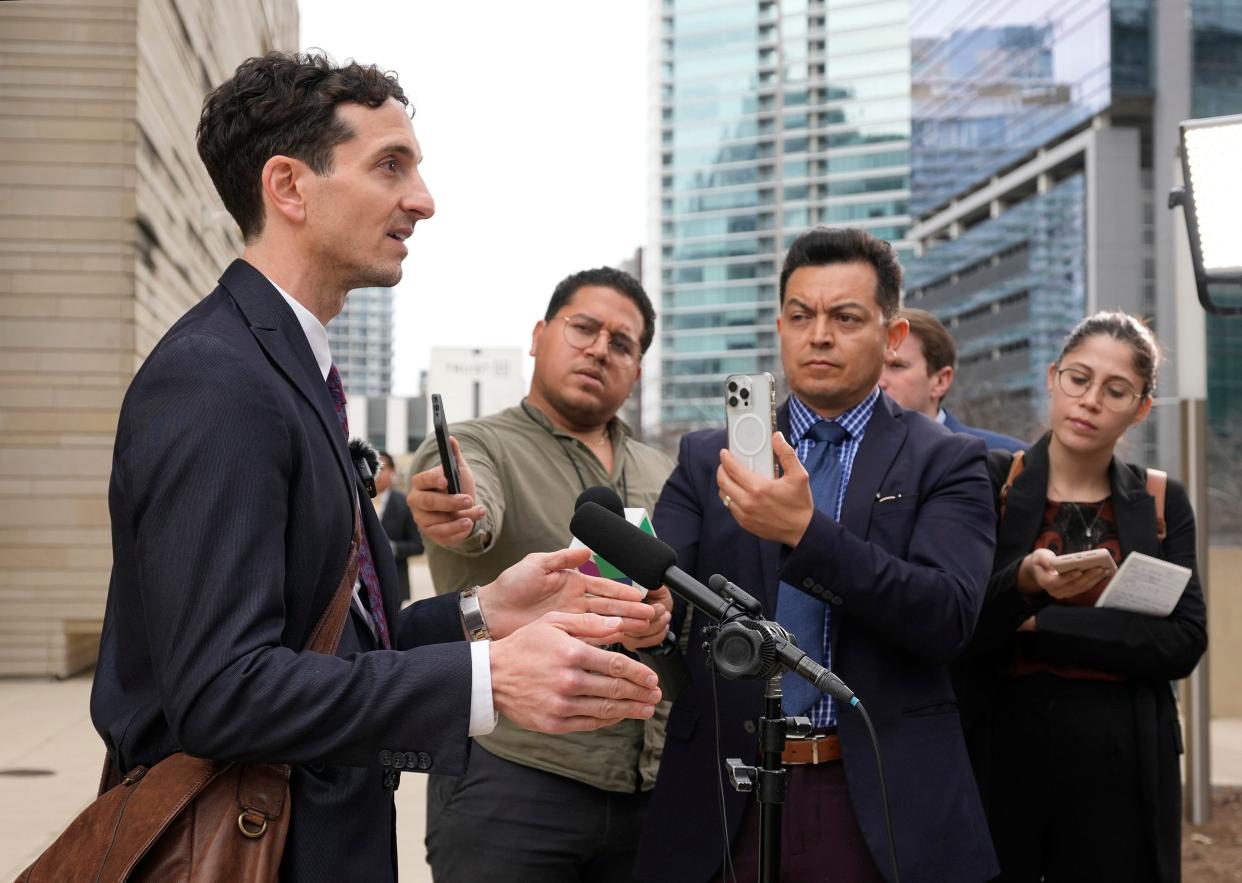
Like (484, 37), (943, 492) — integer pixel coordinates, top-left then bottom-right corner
(328, 286), (395, 398)
(653, 0), (913, 433)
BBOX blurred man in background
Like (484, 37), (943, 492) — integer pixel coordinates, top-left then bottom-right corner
(375, 450), (423, 604)
(880, 307), (1027, 452)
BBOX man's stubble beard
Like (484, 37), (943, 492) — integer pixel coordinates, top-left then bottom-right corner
(537, 377), (623, 431)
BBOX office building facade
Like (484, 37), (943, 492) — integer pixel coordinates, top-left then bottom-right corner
(0, 0), (298, 675)
(906, 0), (1242, 465)
(652, 0), (914, 434)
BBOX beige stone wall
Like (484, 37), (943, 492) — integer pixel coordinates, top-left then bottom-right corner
(1209, 546), (1242, 717)
(0, 0), (297, 676)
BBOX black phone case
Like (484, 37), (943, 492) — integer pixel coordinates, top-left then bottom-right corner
(432, 394), (461, 496)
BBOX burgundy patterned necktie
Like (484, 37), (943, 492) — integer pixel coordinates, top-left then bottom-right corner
(325, 364), (392, 649)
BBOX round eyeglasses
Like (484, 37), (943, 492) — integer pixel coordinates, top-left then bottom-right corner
(562, 315), (639, 365)
(1054, 367), (1143, 412)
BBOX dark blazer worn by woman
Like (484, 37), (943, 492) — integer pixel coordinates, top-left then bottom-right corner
(955, 433), (1207, 882)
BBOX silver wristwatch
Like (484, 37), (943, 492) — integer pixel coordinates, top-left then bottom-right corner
(459, 585), (491, 642)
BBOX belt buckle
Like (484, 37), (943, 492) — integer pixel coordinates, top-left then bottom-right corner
(808, 733), (826, 765)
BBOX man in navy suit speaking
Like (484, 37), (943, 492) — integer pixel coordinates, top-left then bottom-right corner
(634, 228), (998, 883)
(91, 52), (662, 882)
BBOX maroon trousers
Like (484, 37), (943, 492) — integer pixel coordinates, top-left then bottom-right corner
(713, 761), (887, 883)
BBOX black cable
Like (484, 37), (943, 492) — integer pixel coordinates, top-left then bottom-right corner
(853, 700), (901, 883)
(708, 657), (737, 883)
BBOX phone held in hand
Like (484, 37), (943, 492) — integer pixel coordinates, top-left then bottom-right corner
(431, 393), (461, 496)
(725, 372), (778, 480)
(1050, 548), (1117, 576)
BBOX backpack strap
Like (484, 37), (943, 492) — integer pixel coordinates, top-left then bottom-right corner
(998, 450), (1026, 523)
(1146, 467), (1168, 542)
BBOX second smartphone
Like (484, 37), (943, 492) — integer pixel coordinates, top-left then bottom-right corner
(725, 372), (778, 480)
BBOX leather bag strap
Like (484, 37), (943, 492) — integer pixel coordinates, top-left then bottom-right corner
(304, 496), (364, 655)
(1146, 467), (1168, 542)
(998, 450), (1026, 522)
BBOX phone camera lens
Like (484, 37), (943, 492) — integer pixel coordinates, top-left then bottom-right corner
(727, 381), (737, 393)
(728, 396), (738, 408)
(739, 388), (749, 399)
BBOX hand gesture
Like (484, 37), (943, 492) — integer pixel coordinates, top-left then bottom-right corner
(478, 547), (656, 640)
(407, 436), (485, 546)
(715, 432), (816, 548)
(617, 585), (674, 652)
(489, 612), (663, 734)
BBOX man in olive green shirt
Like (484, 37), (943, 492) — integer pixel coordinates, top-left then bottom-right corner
(409, 267), (675, 881)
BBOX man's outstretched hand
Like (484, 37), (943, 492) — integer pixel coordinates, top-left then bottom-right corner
(489, 612), (663, 734)
(478, 547), (657, 640)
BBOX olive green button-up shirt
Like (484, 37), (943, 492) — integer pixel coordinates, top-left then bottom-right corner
(411, 400), (675, 792)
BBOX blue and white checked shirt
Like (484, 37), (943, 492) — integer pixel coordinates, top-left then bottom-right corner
(785, 386), (879, 727)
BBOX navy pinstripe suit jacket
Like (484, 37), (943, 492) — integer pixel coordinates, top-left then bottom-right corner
(92, 260), (471, 882)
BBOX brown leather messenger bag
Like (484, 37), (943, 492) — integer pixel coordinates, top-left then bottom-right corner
(16, 502), (363, 883)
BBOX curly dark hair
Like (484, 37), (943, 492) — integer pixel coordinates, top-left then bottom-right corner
(544, 267), (657, 355)
(197, 51), (408, 241)
(779, 227), (903, 320)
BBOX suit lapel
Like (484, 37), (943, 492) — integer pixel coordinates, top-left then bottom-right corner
(839, 394), (905, 536)
(217, 260), (354, 495)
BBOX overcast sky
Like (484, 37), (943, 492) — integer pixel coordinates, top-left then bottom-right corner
(298, 0), (650, 395)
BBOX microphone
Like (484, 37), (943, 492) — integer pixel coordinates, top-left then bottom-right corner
(349, 437), (379, 498)
(570, 487), (657, 594)
(569, 502), (855, 703)
(574, 486), (625, 518)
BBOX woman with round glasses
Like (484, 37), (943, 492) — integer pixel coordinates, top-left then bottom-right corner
(955, 311), (1206, 883)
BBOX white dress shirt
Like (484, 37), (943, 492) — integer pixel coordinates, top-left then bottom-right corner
(272, 280), (495, 737)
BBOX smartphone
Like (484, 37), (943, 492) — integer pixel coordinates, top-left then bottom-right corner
(1050, 548), (1117, 576)
(431, 393), (461, 496)
(725, 373), (777, 480)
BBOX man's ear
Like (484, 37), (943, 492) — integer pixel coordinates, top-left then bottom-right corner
(530, 319), (546, 357)
(929, 365), (954, 405)
(886, 316), (909, 353)
(260, 155), (310, 228)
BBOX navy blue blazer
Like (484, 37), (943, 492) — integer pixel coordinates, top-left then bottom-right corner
(943, 408), (1028, 453)
(91, 260), (473, 882)
(634, 394), (999, 883)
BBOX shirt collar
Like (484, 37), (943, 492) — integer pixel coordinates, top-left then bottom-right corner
(519, 397), (633, 441)
(936, 407), (947, 425)
(788, 386), (880, 447)
(270, 278), (333, 381)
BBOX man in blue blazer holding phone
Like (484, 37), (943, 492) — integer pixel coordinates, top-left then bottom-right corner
(634, 228), (999, 883)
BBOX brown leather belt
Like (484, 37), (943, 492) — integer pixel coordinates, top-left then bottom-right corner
(779, 733), (842, 765)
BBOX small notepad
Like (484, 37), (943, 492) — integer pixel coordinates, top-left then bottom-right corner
(1094, 552), (1192, 617)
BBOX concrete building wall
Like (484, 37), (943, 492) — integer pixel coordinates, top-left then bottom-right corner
(0, 0), (297, 676)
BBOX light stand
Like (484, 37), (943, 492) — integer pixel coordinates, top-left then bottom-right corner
(1168, 113), (1242, 315)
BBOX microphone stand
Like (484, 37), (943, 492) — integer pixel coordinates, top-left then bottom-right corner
(709, 580), (813, 883)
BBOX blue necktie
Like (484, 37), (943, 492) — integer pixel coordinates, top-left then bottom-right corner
(776, 419), (849, 716)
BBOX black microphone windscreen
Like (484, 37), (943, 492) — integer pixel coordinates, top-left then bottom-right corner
(574, 486), (625, 517)
(570, 502), (676, 590)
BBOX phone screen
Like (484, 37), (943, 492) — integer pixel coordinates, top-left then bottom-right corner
(431, 394), (461, 496)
